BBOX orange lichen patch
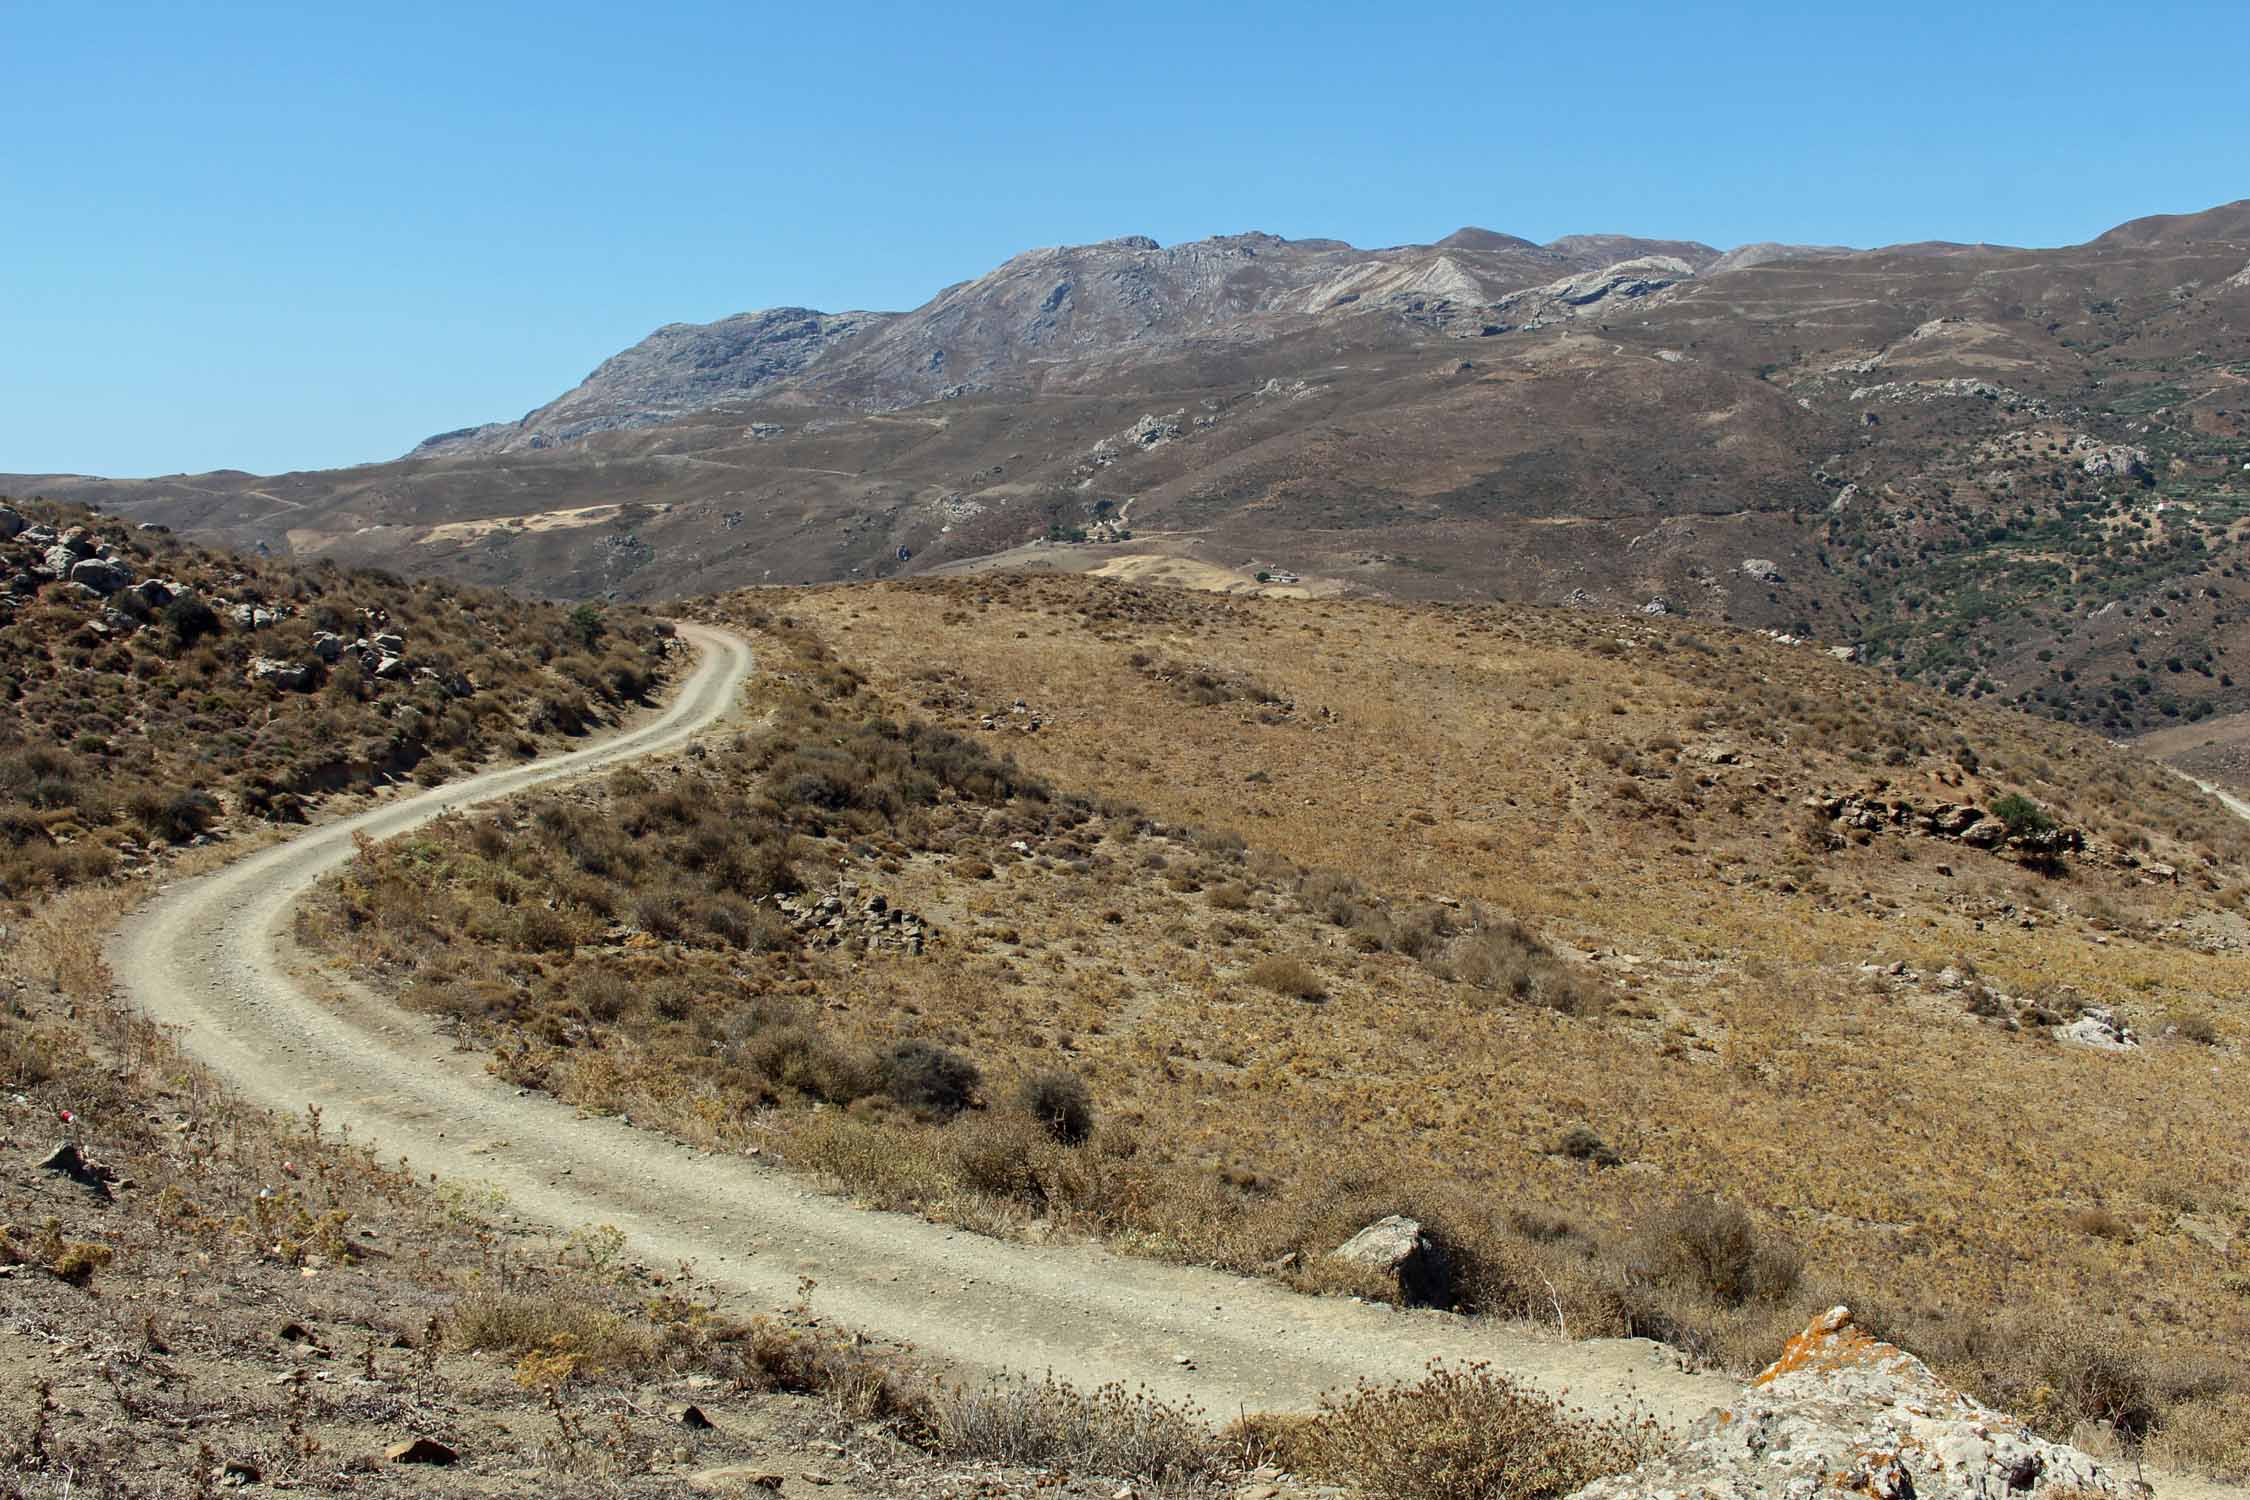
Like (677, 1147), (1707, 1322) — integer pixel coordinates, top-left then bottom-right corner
(1831, 1450), (1912, 1497)
(1754, 1307), (1897, 1386)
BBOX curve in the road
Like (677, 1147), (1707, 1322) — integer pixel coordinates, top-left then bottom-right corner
(109, 620), (1726, 1426)
(104, 622), (2249, 1497)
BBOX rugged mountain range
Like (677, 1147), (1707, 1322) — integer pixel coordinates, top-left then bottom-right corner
(11, 200), (2250, 735)
(411, 228), (1731, 453)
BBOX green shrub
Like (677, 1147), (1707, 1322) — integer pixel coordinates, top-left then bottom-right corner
(130, 787), (220, 844)
(163, 595), (220, 647)
(1990, 791), (2057, 838)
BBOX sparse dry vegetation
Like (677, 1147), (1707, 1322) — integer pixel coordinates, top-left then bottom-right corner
(0, 499), (673, 905)
(631, 574), (2247, 1468)
(29, 542), (2250, 1488)
(1255, 1363), (1667, 1500)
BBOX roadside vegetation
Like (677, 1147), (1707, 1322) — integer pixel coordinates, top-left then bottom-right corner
(299, 576), (2250, 1477)
(0, 499), (676, 906)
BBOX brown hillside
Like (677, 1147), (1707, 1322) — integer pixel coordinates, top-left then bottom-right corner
(301, 574), (2250, 1472)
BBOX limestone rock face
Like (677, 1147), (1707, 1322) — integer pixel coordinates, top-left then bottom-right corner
(2079, 445), (2152, 482)
(247, 656), (320, 692)
(1568, 1308), (2125, 1500)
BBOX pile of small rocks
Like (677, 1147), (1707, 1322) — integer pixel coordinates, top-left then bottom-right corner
(772, 884), (930, 954)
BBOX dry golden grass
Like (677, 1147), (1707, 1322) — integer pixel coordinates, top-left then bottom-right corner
(754, 576), (2250, 1458)
(3, 827), (1276, 1495)
(303, 575), (2250, 1469)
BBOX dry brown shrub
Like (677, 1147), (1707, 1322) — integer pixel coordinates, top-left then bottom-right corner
(448, 1284), (663, 1377)
(1247, 954), (1324, 1000)
(1629, 1196), (1801, 1310)
(1018, 1069), (1095, 1145)
(1279, 1362), (1665, 1500)
(929, 1373), (1225, 1484)
(2067, 1206), (2133, 1241)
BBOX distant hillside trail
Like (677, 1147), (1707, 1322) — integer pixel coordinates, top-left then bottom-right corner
(2187, 773), (2250, 824)
(108, 625), (2238, 1497)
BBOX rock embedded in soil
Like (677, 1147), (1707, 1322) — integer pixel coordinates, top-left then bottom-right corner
(1327, 1214), (1449, 1305)
(384, 1437), (459, 1465)
(36, 1141), (113, 1196)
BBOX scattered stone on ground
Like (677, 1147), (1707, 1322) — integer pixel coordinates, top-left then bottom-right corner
(2059, 1006), (2139, 1052)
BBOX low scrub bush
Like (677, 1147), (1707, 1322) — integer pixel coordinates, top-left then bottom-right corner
(1272, 1363), (1664, 1500)
(1248, 954), (1325, 1000)
(1629, 1196), (1801, 1310)
(1020, 1069), (1095, 1145)
(930, 1374), (1226, 1485)
(882, 1039), (982, 1117)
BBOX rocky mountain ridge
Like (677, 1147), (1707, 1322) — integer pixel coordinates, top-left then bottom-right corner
(414, 225), (1735, 456)
(13, 198), (2250, 741)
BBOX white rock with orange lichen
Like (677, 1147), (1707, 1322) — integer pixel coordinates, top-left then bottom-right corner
(1567, 1307), (2129, 1500)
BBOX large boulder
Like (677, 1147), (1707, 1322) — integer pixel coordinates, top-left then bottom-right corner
(125, 578), (175, 611)
(2080, 445), (2152, 483)
(1327, 1214), (1450, 1306)
(1567, 1307), (2126, 1500)
(247, 656), (321, 693)
(69, 557), (132, 595)
(0, 506), (24, 540)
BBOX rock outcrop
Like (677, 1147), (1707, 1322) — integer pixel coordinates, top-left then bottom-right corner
(248, 656), (321, 693)
(1569, 1307), (2127, 1500)
(2059, 1006), (2139, 1052)
(406, 231), (1724, 454)
(2079, 445), (2153, 482)
(1807, 791), (2085, 861)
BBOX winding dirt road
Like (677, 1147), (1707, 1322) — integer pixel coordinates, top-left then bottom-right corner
(102, 624), (2248, 1493)
(108, 622), (1725, 1427)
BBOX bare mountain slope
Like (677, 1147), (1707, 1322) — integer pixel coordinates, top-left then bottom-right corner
(410, 226), (1724, 455)
(12, 200), (2250, 735)
(415, 306), (893, 456)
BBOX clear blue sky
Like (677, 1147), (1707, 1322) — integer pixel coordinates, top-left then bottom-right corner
(5, 0), (2246, 478)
